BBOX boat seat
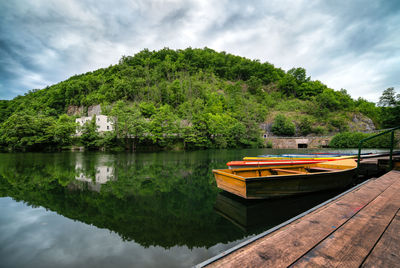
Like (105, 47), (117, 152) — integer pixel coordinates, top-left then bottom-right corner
(308, 167), (340, 172)
(271, 168), (307, 174)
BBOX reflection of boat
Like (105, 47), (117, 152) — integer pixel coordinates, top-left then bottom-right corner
(213, 159), (357, 199)
(214, 190), (342, 232)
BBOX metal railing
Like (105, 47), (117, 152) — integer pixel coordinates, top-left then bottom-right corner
(357, 126), (400, 171)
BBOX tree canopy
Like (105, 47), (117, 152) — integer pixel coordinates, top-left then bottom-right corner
(0, 47), (396, 151)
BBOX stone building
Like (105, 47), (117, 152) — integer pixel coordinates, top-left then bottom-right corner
(75, 115), (113, 135)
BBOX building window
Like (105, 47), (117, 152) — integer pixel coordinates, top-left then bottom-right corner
(107, 126), (109, 130)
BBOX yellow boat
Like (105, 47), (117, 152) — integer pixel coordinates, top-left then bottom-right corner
(243, 155), (355, 161)
(213, 159), (357, 199)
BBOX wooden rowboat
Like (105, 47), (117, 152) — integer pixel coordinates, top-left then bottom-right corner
(243, 155), (354, 161)
(227, 159), (341, 169)
(213, 159), (357, 199)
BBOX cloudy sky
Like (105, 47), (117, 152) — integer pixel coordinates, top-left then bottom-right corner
(1, 0), (399, 102)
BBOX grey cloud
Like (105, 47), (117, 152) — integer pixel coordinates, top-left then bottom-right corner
(0, 0), (399, 101)
(160, 6), (191, 25)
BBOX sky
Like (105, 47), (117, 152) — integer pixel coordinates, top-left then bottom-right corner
(0, 0), (399, 102)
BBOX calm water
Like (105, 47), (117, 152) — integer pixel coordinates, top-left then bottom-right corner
(0, 149), (366, 267)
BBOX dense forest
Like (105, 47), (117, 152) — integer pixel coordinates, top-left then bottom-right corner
(0, 48), (398, 151)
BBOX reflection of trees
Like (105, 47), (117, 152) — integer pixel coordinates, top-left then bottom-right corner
(0, 152), (249, 249)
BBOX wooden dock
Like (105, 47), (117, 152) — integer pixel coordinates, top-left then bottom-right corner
(198, 170), (400, 267)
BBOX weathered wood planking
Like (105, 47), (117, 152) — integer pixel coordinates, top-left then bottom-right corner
(361, 210), (400, 267)
(291, 174), (400, 267)
(206, 170), (400, 268)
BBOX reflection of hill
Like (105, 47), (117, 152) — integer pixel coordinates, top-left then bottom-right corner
(0, 153), (247, 249)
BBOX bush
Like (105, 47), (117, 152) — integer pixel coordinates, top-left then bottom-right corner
(329, 132), (396, 148)
(266, 140), (273, 148)
(313, 125), (327, 135)
(299, 117), (312, 135)
(271, 114), (295, 136)
(329, 117), (349, 132)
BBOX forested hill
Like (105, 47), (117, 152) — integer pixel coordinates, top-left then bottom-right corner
(0, 47), (394, 151)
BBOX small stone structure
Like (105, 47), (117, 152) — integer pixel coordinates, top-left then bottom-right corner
(75, 115), (113, 135)
(264, 136), (332, 149)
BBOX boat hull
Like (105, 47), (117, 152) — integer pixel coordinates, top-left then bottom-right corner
(213, 160), (357, 199)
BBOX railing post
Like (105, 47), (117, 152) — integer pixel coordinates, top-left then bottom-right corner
(390, 130), (394, 170)
(357, 126), (399, 175)
(357, 141), (362, 176)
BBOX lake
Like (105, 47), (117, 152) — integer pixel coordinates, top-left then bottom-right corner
(0, 149), (367, 267)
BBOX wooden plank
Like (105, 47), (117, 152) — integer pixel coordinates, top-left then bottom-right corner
(271, 168), (307, 175)
(291, 176), (400, 267)
(207, 171), (399, 268)
(308, 167), (340, 172)
(361, 211), (400, 268)
(215, 175), (247, 198)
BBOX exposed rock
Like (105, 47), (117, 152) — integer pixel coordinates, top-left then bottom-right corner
(67, 105), (84, 116)
(88, 104), (102, 116)
(259, 123), (272, 132)
(67, 104), (102, 116)
(349, 113), (376, 132)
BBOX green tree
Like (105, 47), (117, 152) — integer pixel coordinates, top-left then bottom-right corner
(247, 76), (263, 95)
(378, 87), (397, 107)
(0, 111), (55, 151)
(278, 74), (298, 96)
(80, 115), (100, 150)
(378, 88), (400, 128)
(139, 101), (157, 118)
(355, 98), (380, 124)
(48, 114), (77, 146)
(149, 104), (179, 147)
(299, 117), (312, 135)
(271, 114), (295, 136)
(110, 101), (147, 151)
(316, 89), (340, 111)
(297, 80), (326, 100)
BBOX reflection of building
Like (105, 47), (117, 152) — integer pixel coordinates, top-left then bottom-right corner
(75, 161), (115, 192)
(75, 115), (113, 135)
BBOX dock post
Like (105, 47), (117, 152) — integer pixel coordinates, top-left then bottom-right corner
(390, 131), (394, 170)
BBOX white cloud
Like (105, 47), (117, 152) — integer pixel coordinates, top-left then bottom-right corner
(0, 0), (399, 101)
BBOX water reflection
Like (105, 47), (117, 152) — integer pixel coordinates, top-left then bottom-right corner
(214, 190), (342, 233)
(0, 150), (353, 267)
(74, 154), (115, 192)
(0, 152), (244, 250)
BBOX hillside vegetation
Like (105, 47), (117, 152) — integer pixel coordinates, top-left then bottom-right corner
(0, 48), (397, 151)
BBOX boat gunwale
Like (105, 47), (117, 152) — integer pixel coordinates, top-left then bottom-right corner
(212, 167), (357, 182)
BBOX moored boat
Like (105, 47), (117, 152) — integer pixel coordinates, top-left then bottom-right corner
(243, 155), (354, 161)
(227, 159), (336, 169)
(213, 159), (357, 199)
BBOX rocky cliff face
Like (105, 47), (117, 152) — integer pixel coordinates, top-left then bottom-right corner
(88, 105), (101, 116)
(67, 104), (102, 116)
(348, 113), (376, 132)
(67, 105), (84, 116)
